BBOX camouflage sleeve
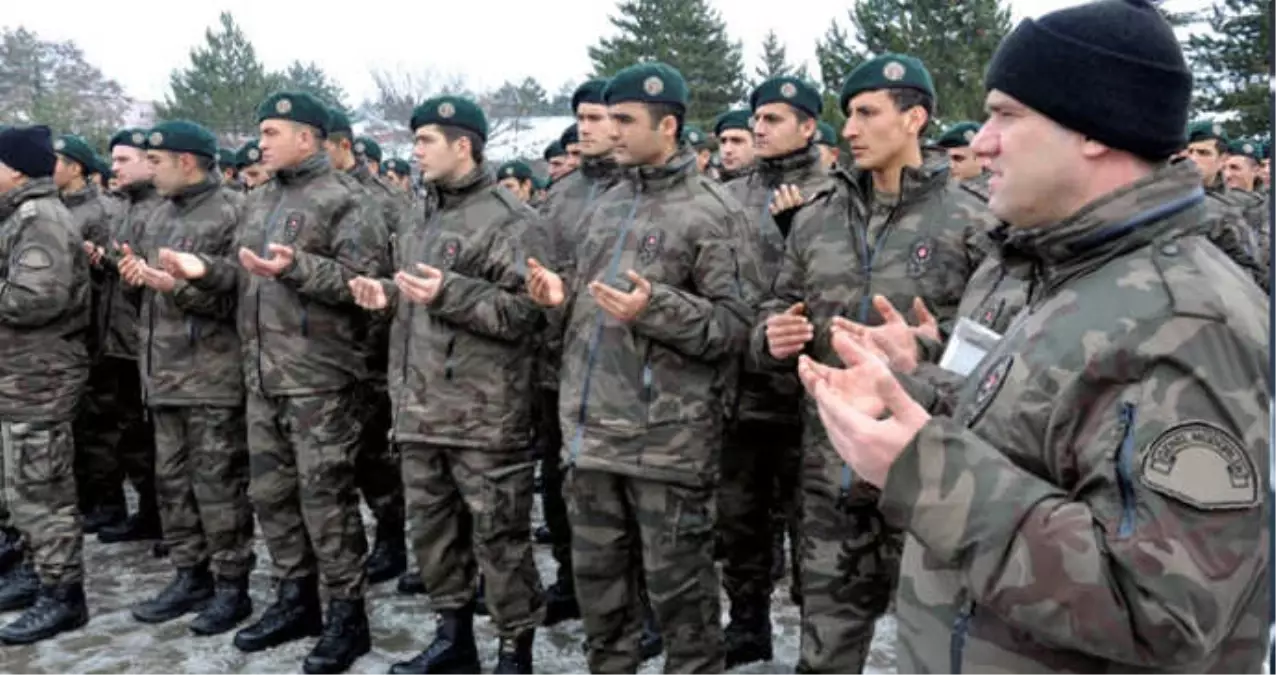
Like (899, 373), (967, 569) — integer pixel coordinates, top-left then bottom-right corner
(879, 321), (1268, 667)
(426, 218), (544, 342)
(631, 210), (761, 362)
(189, 255), (240, 294)
(0, 218), (76, 327)
(279, 198), (390, 307)
(747, 215), (807, 372)
(894, 361), (963, 416)
(83, 204), (110, 248)
(1207, 214), (1268, 292)
(170, 280), (236, 320)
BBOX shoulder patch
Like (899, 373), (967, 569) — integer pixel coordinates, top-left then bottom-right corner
(1140, 421), (1258, 510)
(16, 246), (53, 270)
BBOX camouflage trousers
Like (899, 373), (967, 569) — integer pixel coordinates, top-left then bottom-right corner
(73, 356), (154, 515)
(797, 461), (903, 674)
(0, 420), (83, 585)
(401, 443), (544, 638)
(567, 469), (722, 674)
(354, 384), (403, 530)
(152, 406), (254, 578)
(535, 388), (572, 588)
(719, 420), (802, 613)
(246, 389), (367, 599)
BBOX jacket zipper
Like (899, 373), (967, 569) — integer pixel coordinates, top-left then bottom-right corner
(255, 193), (288, 392)
(950, 596), (976, 674)
(443, 336), (457, 381)
(1115, 401), (1139, 538)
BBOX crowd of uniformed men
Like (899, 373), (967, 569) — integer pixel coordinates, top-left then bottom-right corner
(0, 0), (1271, 673)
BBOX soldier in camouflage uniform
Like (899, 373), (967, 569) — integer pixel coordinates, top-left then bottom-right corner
(382, 159), (413, 194)
(0, 125), (92, 645)
(544, 140), (571, 182)
(236, 140), (271, 191)
(527, 62), (764, 674)
(1221, 139), (1270, 268)
(324, 107), (408, 588)
(81, 128), (165, 545)
(160, 91), (389, 675)
(350, 95), (546, 675)
(801, 3), (1271, 670)
(354, 136), (382, 177)
(813, 121), (841, 171)
(714, 109), (755, 183)
(116, 121), (255, 636)
(751, 54), (996, 673)
(1181, 121), (1268, 288)
(720, 76), (833, 669)
(496, 160), (535, 203)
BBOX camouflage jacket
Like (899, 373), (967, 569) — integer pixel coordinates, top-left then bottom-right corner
(191, 153), (389, 396)
(97, 181), (163, 361)
(1201, 178), (1268, 290)
(0, 179), (91, 422)
(882, 161), (1271, 673)
(1227, 188), (1270, 270)
(383, 167), (544, 450)
(136, 176), (244, 408)
(958, 171), (992, 202)
(727, 144), (832, 425)
(558, 148), (764, 487)
(750, 146), (996, 498)
(535, 154), (622, 391)
(346, 161), (405, 385)
(62, 182), (111, 247)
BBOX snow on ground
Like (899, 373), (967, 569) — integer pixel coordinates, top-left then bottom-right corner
(1, 496), (897, 674)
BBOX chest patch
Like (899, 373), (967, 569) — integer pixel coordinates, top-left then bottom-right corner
(637, 231), (664, 266)
(439, 237), (462, 269)
(960, 354), (1013, 429)
(1140, 421), (1258, 510)
(907, 236), (935, 278)
(282, 212), (305, 243)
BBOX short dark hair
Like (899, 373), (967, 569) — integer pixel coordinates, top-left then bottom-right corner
(887, 88), (934, 136)
(194, 155), (216, 172)
(328, 130), (352, 146)
(441, 126), (484, 164)
(644, 102), (684, 140)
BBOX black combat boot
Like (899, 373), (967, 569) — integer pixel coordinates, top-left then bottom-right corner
(0, 526), (24, 575)
(493, 630), (535, 674)
(389, 604), (480, 674)
(724, 598), (774, 669)
(541, 580), (580, 627)
(303, 598), (371, 674)
(233, 575), (323, 653)
(639, 605), (663, 663)
(132, 563), (214, 623)
(190, 574), (253, 636)
(0, 562), (41, 612)
(473, 576), (488, 616)
(83, 502), (127, 535)
(365, 515), (407, 585)
(97, 503), (161, 543)
(396, 569), (426, 596)
(0, 581), (89, 645)
(531, 525), (552, 545)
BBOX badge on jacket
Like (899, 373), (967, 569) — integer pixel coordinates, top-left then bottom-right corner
(960, 354), (1012, 428)
(283, 213), (304, 243)
(440, 237), (461, 269)
(907, 236), (934, 278)
(637, 231), (664, 266)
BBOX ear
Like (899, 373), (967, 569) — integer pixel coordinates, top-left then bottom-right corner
(660, 115), (678, 140)
(799, 116), (817, 142)
(905, 106), (928, 136)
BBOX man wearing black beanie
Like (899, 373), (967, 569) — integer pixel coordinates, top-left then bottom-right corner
(796, 1), (1272, 672)
(0, 125), (93, 644)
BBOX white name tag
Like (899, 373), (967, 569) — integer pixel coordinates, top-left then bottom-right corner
(939, 317), (1004, 376)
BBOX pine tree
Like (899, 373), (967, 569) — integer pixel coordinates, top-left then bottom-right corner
(1182, 0), (1271, 137)
(154, 12), (279, 142)
(587, 0), (747, 126)
(0, 27), (131, 150)
(752, 30), (812, 90)
(278, 60), (349, 113)
(814, 0), (1012, 128)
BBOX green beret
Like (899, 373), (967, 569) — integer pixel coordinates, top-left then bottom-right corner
(53, 135), (97, 170)
(1187, 120), (1228, 145)
(572, 79), (610, 111)
(328, 107), (353, 136)
(91, 154), (112, 177)
(216, 148), (237, 168)
(410, 95), (489, 142)
(681, 125), (710, 149)
(560, 124), (579, 148)
(814, 121), (838, 147)
(146, 120), (218, 159)
(936, 121), (981, 148)
(544, 140), (566, 161)
(751, 76), (823, 118)
(603, 62), (689, 109)
(532, 175), (551, 191)
(353, 136), (382, 162)
(1227, 139), (1261, 161)
(256, 91), (330, 136)
(110, 128), (149, 151)
(714, 109), (753, 137)
(235, 140), (262, 168)
(384, 158), (411, 176)
(840, 53), (935, 114)
(1262, 141), (1271, 161)
(497, 160), (533, 182)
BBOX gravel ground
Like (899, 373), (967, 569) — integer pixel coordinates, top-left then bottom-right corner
(0, 498), (898, 674)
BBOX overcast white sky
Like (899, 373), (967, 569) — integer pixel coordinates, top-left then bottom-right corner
(4, 0), (1211, 104)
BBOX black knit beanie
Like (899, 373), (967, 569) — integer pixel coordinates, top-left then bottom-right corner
(0, 125), (56, 178)
(985, 0), (1192, 160)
